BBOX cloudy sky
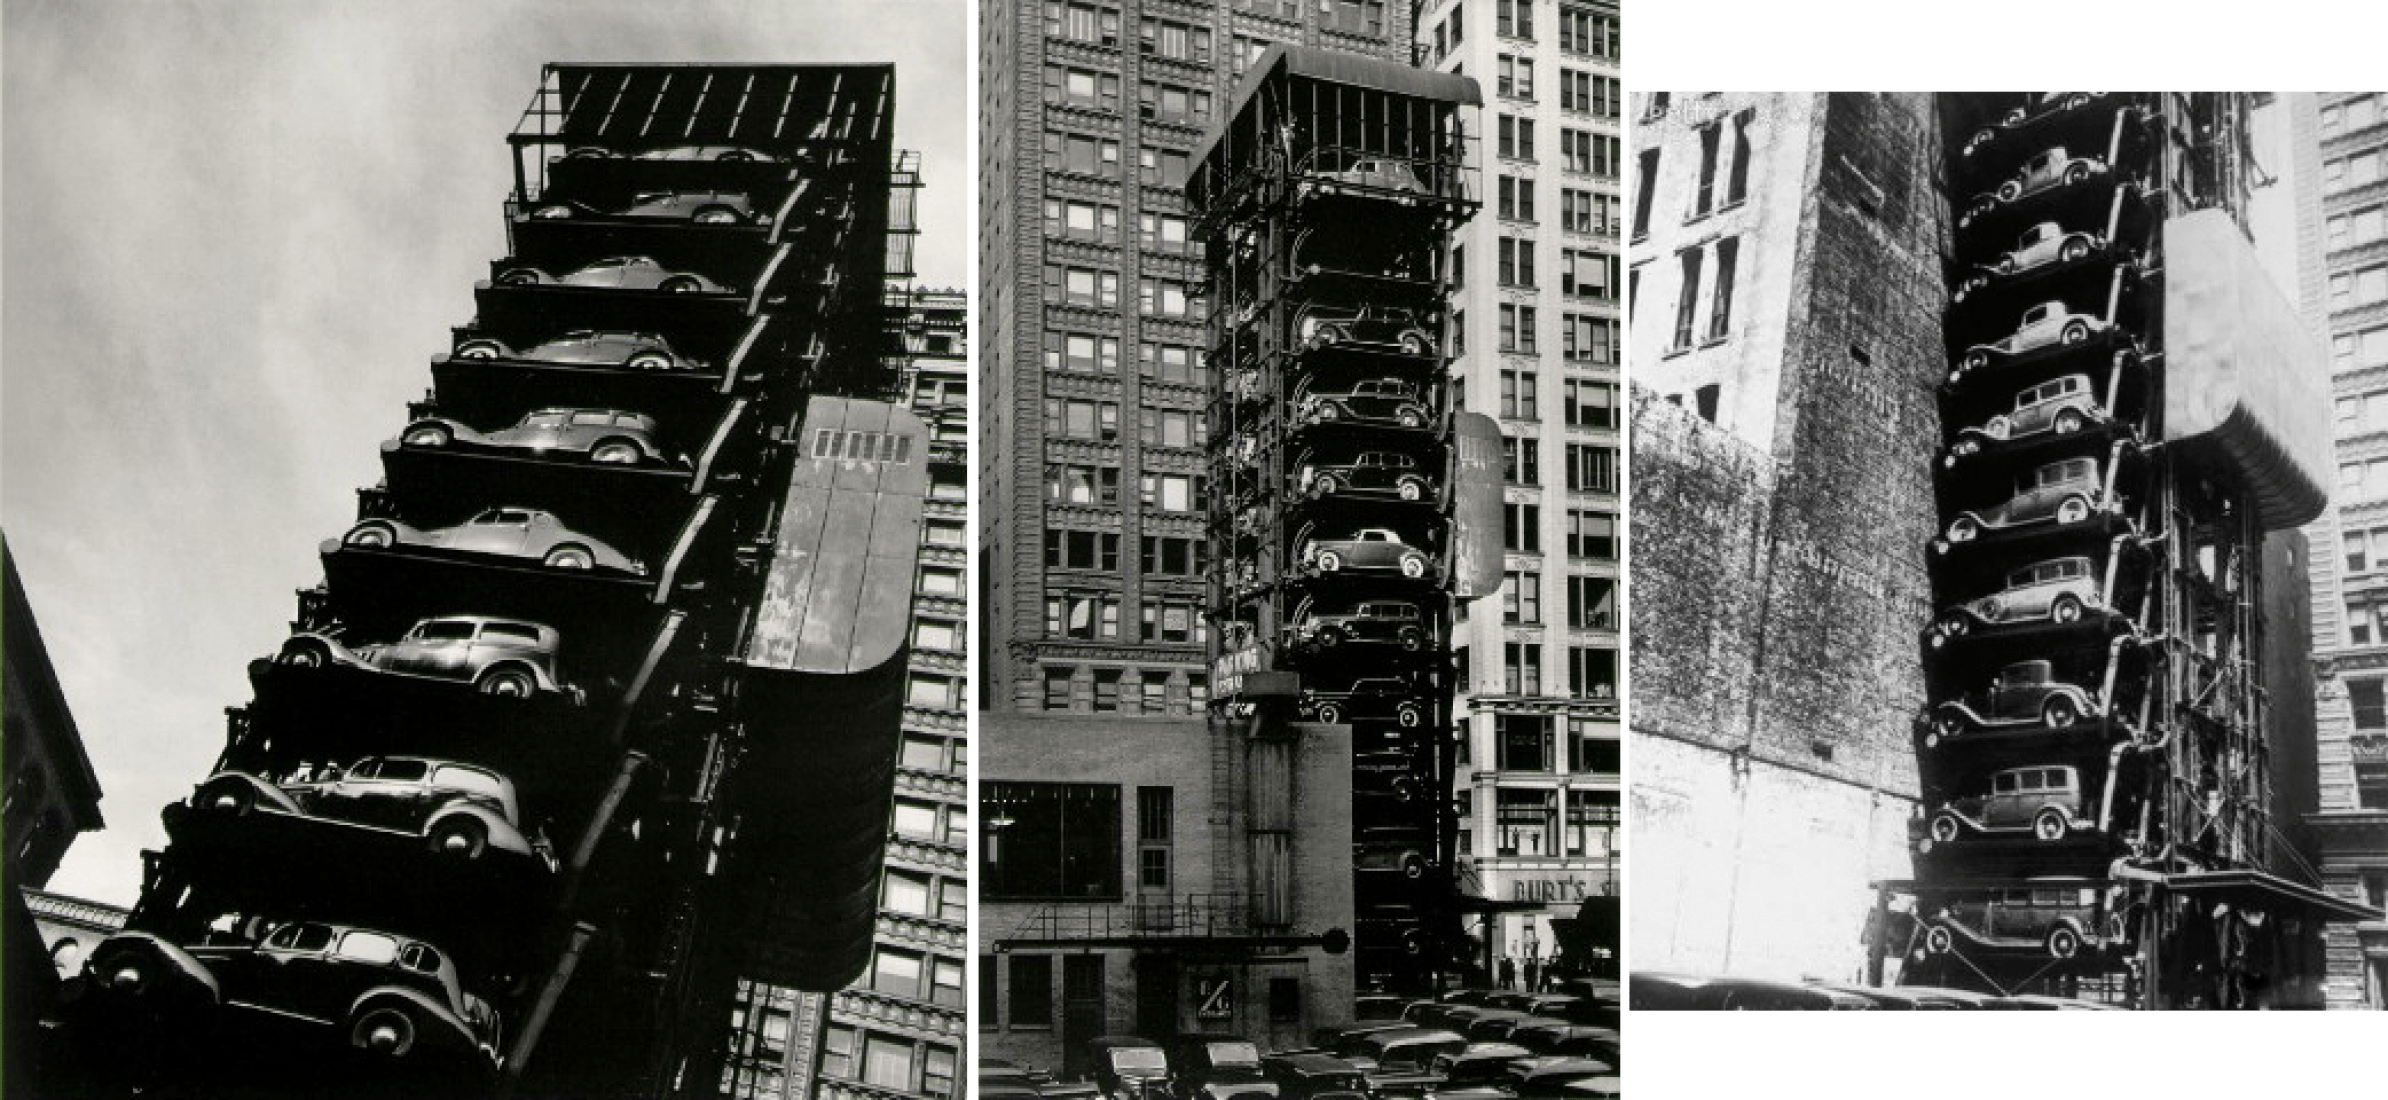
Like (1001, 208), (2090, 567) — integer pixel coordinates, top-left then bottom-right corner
(2, 0), (969, 905)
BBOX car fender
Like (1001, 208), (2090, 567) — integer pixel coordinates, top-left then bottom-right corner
(347, 985), (481, 1052)
(2054, 685), (2099, 717)
(424, 802), (536, 857)
(1932, 701), (1990, 728)
(284, 631), (370, 669)
(87, 933), (222, 1006)
(193, 771), (305, 816)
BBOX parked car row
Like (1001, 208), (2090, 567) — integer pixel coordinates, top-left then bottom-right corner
(1024, 1015), (1619, 1100)
(1630, 971), (2116, 1009)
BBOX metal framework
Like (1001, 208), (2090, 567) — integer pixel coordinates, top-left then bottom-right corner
(39, 64), (922, 1097)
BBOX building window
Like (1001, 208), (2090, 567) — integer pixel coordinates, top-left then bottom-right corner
(1137, 786), (1173, 890)
(1727, 109), (1755, 205)
(983, 782), (1123, 900)
(1046, 65), (1122, 112)
(923, 1046), (958, 1097)
(1566, 444), (1616, 494)
(1496, 0), (1535, 39)
(1139, 15), (1213, 62)
(1502, 438), (1540, 486)
(1568, 509), (1617, 559)
(1500, 369), (1539, 419)
(872, 947), (925, 999)
(1632, 149), (1659, 237)
(1562, 249), (1615, 301)
(1498, 175), (1536, 221)
(2360, 760), (2388, 811)
(1009, 954), (1054, 1028)
(1503, 643), (1544, 696)
(1568, 575), (1617, 630)
(1044, 667), (1075, 711)
(1497, 714), (1553, 771)
(1562, 315), (1617, 364)
(1707, 238), (1739, 341)
(1671, 248), (1703, 350)
(1570, 721), (1622, 772)
(2352, 680), (2387, 729)
(1142, 146), (1191, 188)
(1139, 80), (1213, 125)
(1498, 788), (1554, 855)
(1569, 646), (1618, 699)
(1504, 570), (1543, 624)
(1269, 977), (1301, 1022)
(1496, 55), (1533, 100)
(1505, 502), (1541, 553)
(1092, 668), (1123, 712)
(1045, 130), (1121, 176)
(1564, 381), (1618, 429)
(1691, 122), (1722, 218)
(1498, 114), (1535, 161)
(1043, 529), (1121, 571)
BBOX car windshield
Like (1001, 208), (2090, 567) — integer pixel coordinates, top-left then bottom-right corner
(1206, 1042), (1261, 1066)
(336, 930), (401, 965)
(433, 765), (507, 797)
(1111, 1049), (1167, 1072)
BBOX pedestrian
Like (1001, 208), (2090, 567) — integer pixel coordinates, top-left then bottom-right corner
(1499, 954), (1517, 990)
(1525, 955), (1541, 993)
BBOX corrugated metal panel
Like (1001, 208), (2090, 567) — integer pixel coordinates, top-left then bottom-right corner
(744, 396), (927, 673)
(1448, 412), (1509, 600)
(1194, 44), (1483, 172)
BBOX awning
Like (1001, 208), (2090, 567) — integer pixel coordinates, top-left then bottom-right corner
(2160, 868), (2385, 924)
(1193, 44), (1482, 173)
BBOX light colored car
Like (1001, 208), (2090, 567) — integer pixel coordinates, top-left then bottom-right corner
(1301, 528), (1433, 578)
(531, 189), (769, 226)
(1314, 158), (1426, 194)
(565, 143), (781, 162)
(1943, 456), (2106, 543)
(1922, 880), (2114, 961)
(1927, 764), (2093, 843)
(1956, 300), (2108, 379)
(453, 330), (705, 372)
(277, 614), (582, 702)
(1948, 374), (2102, 461)
(1956, 222), (2106, 299)
(495, 256), (728, 294)
(342, 507), (644, 573)
(1927, 660), (2098, 745)
(1932, 556), (2102, 644)
(1963, 93), (2105, 156)
(1996, 145), (2108, 204)
(400, 407), (677, 467)
(190, 756), (545, 864)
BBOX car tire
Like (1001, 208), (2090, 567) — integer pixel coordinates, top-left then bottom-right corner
(1399, 555), (1428, 579)
(625, 351), (673, 371)
(1929, 713), (1964, 746)
(1935, 615), (1968, 642)
(402, 424), (453, 448)
(544, 544), (595, 570)
(2046, 926), (2082, 960)
(1397, 479), (1425, 502)
(455, 340), (507, 360)
(2056, 496), (2091, 524)
(1316, 551), (1344, 572)
(717, 150), (758, 162)
(693, 207), (742, 225)
(1401, 333), (1430, 356)
(278, 639), (330, 669)
(1397, 409), (1424, 428)
(429, 815), (489, 859)
(1995, 256), (2017, 275)
(1997, 180), (2021, 203)
(1316, 627), (1345, 649)
(1928, 813), (1961, 843)
(1314, 403), (1342, 422)
(2033, 808), (2071, 842)
(565, 146), (613, 159)
(1925, 925), (1954, 955)
(196, 777), (258, 816)
(1315, 702), (1345, 725)
(660, 276), (702, 294)
(1946, 516), (1980, 543)
(589, 440), (642, 465)
(1312, 475), (1342, 498)
(2043, 696), (2080, 729)
(2051, 594), (2084, 624)
(495, 269), (543, 287)
(1400, 852), (1428, 880)
(1397, 626), (1427, 651)
(1395, 702), (1424, 728)
(350, 1004), (419, 1058)
(345, 522), (399, 549)
(2062, 321), (2089, 345)
(1950, 438), (1981, 458)
(1962, 350), (1989, 373)
(477, 667), (537, 699)
(2061, 239), (2091, 263)
(2054, 408), (2087, 434)
(2064, 163), (2091, 185)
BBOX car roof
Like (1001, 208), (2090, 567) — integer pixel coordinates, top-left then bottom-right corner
(1264, 1052), (1360, 1074)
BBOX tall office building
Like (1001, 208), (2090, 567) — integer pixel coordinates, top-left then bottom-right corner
(1416, 0), (1625, 966)
(2307, 91), (2388, 1009)
(980, 0), (1415, 715)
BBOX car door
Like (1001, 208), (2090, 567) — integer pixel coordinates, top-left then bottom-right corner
(575, 258), (632, 289)
(511, 410), (571, 449)
(461, 509), (535, 557)
(402, 620), (480, 680)
(263, 923), (342, 1017)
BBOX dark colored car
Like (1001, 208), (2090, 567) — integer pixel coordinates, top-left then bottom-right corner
(1290, 227), (1425, 281)
(1802, 982), (1980, 1010)
(1351, 993), (1409, 1022)
(1260, 1053), (1369, 1100)
(342, 507), (645, 574)
(454, 329), (706, 372)
(1629, 971), (1873, 1010)
(1312, 158), (1427, 194)
(1434, 1041), (1534, 1084)
(1300, 527), (1434, 579)
(1292, 600), (1431, 651)
(531, 189), (770, 226)
(1508, 1023), (1620, 1063)
(1090, 1036), (1171, 1100)
(1301, 451), (1431, 501)
(565, 142), (783, 162)
(190, 756), (543, 864)
(83, 921), (499, 1065)
(1167, 1034), (1276, 1100)
(1926, 659), (2098, 745)
(1458, 1012), (1535, 1042)
(400, 407), (678, 467)
(1297, 677), (1426, 727)
(1501, 1057), (1620, 1098)
(1922, 880), (2115, 961)
(1296, 305), (1438, 356)
(1354, 826), (1433, 880)
(1296, 378), (1432, 428)
(496, 256), (730, 294)
(1349, 1027), (1466, 1074)
(277, 614), (581, 702)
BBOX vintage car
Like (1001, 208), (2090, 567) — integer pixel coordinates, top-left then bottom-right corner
(453, 329), (705, 372)
(1943, 456), (2107, 544)
(1311, 157), (1427, 194)
(1298, 677), (1427, 727)
(1932, 556), (2103, 644)
(190, 756), (544, 864)
(1948, 374), (2104, 460)
(1355, 826), (1433, 880)
(1921, 880), (2114, 961)
(1996, 145), (2110, 204)
(1927, 659), (2098, 744)
(1956, 222), (2107, 299)
(1497, 1056), (1622, 1097)
(342, 507), (644, 574)
(1260, 1053), (1370, 1100)
(1927, 764), (2093, 843)
(1435, 1042), (1534, 1084)
(1088, 1036), (1172, 1100)
(494, 256), (729, 294)
(1627, 972), (1868, 1010)
(1301, 528), (1433, 578)
(1507, 1023), (1621, 1062)
(1166, 1035), (1276, 1100)
(1296, 379), (1432, 428)
(564, 143), (782, 162)
(1956, 300), (2109, 378)
(83, 921), (500, 1064)
(277, 614), (582, 702)
(1963, 93), (2105, 156)
(1296, 305), (1439, 356)
(400, 407), (678, 467)
(530, 189), (770, 226)
(1301, 451), (1432, 501)
(1349, 1027), (1466, 1074)
(1292, 600), (1432, 650)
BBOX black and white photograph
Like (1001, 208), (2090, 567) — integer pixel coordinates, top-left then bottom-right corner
(3, 2), (968, 1096)
(1627, 91), (2388, 1011)
(973, 0), (1626, 1091)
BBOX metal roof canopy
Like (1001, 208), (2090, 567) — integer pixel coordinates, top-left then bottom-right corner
(515, 63), (897, 151)
(1873, 870), (2382, 923)
(1190, 44), (1480, 199)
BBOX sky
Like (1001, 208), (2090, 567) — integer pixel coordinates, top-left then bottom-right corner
(1, 0), (970, 906)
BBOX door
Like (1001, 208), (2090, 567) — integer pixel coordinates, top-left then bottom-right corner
(1134, 953), (1179, 1045)
(1062, 954), (1106, 1083)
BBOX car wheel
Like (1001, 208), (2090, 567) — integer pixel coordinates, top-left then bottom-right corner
(717, 149), (758, 162)
(625, 351), (673, 371)
(1397, 409), (1423, 428)
(1950, 438), (1981, 458)
(659, 276), (702, 294)
(1312, 475), (1342, 498)
(1968, 128), (1995, 153)
(1397, 626), (1427, 651)
(2060, 239), (2091, 263)
(1314, 403), (1341, 422)
(544, 544), (595, 570)
(1401, 333), (1430, 356)
(1315, 627), (1345, 648)
(429, 816), (489, 859)
(1997, 180), (2021, 203)
(1929, 813), (1961, 843)
(2046, 925), (2082, 960)
(2064, 163), (2091, 185)
(196, 777), (258, 816)
(1396, 702), (1424, 728)
(1935, 615), (1968, 643)
(1399, 555), (1428, 579)
(1925, 925), (1954, 955)
(278, 639), (330, 668)
(1946, 516), (1980, 543)
(1316, 551), (1344, 572)
(2056, 496), (2091, 524)
(1315, 702), (1345, 725)
(1396, 478), (1425, 502)
(495, 269), (542, 287)
(2033, 808), (2071, 842)
(693, 207), (742, 225)
(590, 440), (642, 465)
(2042, 696), (2080, 729)
(477, 667), (537, 698)
(455, 340), (507, 360)
(2050, 594), (2084, 624)
(402, 424), (453, 447)
(1995, 256), (2017, 275)
(1930, 713), (1964, 745)
(565, 146), (613, 159)
(1962, 350), (1989, 373)
(1400, 853), (1428, 880)
(350, 1004), (419, 1057)
(345, 522), (398, 548)
(2061, 321), (2089, 345)
(2054, 408), (2087, 434)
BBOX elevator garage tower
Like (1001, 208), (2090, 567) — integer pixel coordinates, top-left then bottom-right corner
(37, 64), (926, 1096)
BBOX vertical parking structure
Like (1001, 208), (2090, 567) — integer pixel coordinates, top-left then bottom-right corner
(1887, 93), (2376, 1006)
(40, 64), (926, 1097)
(1192, 47), (1496, 993)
